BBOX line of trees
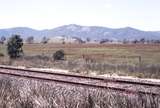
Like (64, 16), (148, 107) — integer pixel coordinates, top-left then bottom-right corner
(1, 35), (160, 45)
(0, 36), (50, 44)
(100, 38), (160, 44)
(25, 36), (49, 44)
(124, 38), (160, 44)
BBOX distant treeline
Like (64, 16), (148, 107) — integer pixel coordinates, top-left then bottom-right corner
(1, 35), (160, 44)
(100, 38), (160, 44)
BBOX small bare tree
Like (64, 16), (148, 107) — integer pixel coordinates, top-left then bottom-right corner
(41, 36), (49, 44)
(0, 36), (6, 44)
(26, 36), (34, 44)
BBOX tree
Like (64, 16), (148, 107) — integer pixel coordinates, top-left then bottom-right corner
(86, 37), (91, 42)
(132, 39), (138, 44)
(155, 40), (160, 44)
(73, 37), (85, 44)
(123, 39), (129, 44)
(26, 36), (34, 44)
(100, 39), (110, 44)
(140, 38), (145, 44)
(0, 36), (6, 44)
(7, 35), (23, 58)
(41, 36), (49, 44)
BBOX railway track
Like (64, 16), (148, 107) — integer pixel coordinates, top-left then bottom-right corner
(0, 65), (160, 96)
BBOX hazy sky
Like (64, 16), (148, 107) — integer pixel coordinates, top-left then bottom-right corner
(0, 0), (160, 31)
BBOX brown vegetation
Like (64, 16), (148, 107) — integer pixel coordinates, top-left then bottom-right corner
(0, 43), (160, 78)
(0, 77), (159, 108)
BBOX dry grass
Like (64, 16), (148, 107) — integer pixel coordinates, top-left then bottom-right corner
(0, 76), (159, 108)
(0, 43), (160, 78)
(22, 43), (160, 65)
(1, 43), (160, 64)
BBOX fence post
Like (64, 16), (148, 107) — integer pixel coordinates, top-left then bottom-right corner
(138, 56), (142, 65)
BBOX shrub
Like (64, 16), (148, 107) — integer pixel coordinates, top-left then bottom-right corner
(0, 53), (4, 57)
(41, 36), (49, 44)
(53, 50), (65, 60)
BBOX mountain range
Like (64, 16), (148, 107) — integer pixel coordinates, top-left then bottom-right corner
(0, 24), (160, 41)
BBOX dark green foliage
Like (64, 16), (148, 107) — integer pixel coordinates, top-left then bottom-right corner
(7, 35), (23, 58)
(53, 50), (65, 60)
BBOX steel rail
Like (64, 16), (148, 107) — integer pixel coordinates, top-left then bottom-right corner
(0, 70), (158, 96)
(0, 66), (160, 87)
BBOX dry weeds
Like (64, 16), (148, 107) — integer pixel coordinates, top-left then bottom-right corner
(0, 76), (159, 108)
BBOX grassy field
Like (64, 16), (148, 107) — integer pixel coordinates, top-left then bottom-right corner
(0, 43), (160, 78)
(22, 43), (160, 65)
(1, 43), (160, 63)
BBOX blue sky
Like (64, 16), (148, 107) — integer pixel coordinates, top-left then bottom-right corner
(0, 0), (160, 31)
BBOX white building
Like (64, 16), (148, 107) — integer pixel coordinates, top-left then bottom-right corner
(48, 36), (82, 44)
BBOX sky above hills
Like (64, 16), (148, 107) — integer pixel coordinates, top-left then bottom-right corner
(0, 0), (160, 31)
